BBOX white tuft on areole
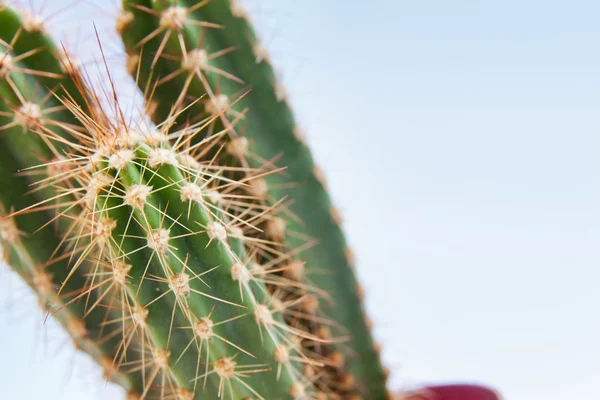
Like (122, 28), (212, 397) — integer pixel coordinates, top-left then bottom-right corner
(160, 6), (187, 32)
(205, 94), (229, 114)
(148, 148), (178, 167)
(180, 182), (203, 203)
(226, 136), (249, 158)
(169, 272), (190, 297)
(301, 295), (319, 314)
(253, 43), (269, 63)
(290, 382), (306, 400)
(114, 127), (143, 148)
(124, 184), (152, 210)
(194, 317), (214, 340)
(147, 228), (170, 255)
(284, 260), (305, 281)
(88, 145), (110, 169)
(214, 357), (236, 379)
(132, 304), (148, 328)
(254, 304), (274, 326)
(115, 10), (134, 34)
(274, 344), (290, 364)
(179, 153), (202, 170)
(125, 53), (139, 76)
(67, 318), (87, 340)
(21, 11), (45, 33)
(265, 217), (286, 241)
(111, 261), (132, 286)
(205, 189), (223, 205)
(206, 222), (227, 242)
(14, 102), (43, 129)
(94, 217), (116, 246)
(0, 52), (14, 79)
(231, 263), (251, 284)
(108, 149), (134, 170)
(230, 0), (248, 18)
(182, 48), (208, 71)
(248, 178), (268, 198)
(293, 126), (307, 144)
(228, 226), (244, 242)
(144, 130), (168, 147)
(32, 269), (53, 295)
(152, 348), (170, 369)
(275, 83), (287, 102)
(251, 262), (265, 274)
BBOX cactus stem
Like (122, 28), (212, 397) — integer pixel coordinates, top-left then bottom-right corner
(130, 1), (221, 68)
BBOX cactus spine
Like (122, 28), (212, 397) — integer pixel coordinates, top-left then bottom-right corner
(0, 1), (387, 399)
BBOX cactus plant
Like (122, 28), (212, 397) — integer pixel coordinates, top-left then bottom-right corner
(0, 1), (387, 399)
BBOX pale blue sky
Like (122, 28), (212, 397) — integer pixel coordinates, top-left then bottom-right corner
(2, 1), (600, 399)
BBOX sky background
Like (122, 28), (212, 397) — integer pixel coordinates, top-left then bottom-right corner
(1, 1), (600, 399)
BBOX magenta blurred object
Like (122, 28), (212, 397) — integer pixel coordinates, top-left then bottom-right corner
(402, 384), (501, 400)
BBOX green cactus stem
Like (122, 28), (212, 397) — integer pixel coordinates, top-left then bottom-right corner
(0, 2), (389, 399)
(118, 1), (387, 397)
(0, 6), (137, 390)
